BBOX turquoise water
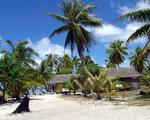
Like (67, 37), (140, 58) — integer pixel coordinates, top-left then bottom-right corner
(28, 86), (46, 95)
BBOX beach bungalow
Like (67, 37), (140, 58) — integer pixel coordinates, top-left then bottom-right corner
(47, 68), (141, 93)
(106, 68), (141, 89)
(47, 74), (78, 93)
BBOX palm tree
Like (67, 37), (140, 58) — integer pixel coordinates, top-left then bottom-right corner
(0, 52), (24, 101)
(106, 40), (128, 67)
(118, 3), (150, 61)
(141, 70), (150, 87)
(82, 55), (94, 66)
(50, 0), (102, 58)
(72, 56), (81, 71)
(6, 40), (38, 67)
(105, 57), (116, 68)
(63, 77), (78, 95)
(130, 47), (147, 73)
(84, 67), (107, 100)
(37, 60), (51, 92)
(62, 54), (72, 69)
(103, 78), (118, 101)
(46, 54), (54, 72)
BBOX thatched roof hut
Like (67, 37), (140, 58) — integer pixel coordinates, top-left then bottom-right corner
(48, 68), (141, 84)
(47, 74), (79, 84)
(106, 68), (141, 78)
(47, 68), (141, 91)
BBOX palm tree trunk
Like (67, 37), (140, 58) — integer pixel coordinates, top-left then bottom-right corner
(83, 91), (87, 97)
(96, 89), (101, 100)
(109, 96), (112, 101)
(73, 89), (76, 95)
(15, 92), (21, 101)
(2, 82), (6, 103)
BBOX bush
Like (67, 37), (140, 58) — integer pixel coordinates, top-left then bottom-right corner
(57, 68), (72, 74)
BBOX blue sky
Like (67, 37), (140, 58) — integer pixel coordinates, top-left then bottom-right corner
(0, 0), (149, 66)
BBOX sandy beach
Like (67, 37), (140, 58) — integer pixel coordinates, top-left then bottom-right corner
(0, 94), (150, 120)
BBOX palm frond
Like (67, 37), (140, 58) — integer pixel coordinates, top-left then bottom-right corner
(76, 4), (96, 19)
(50, 25), (68, 38)
(118, 9), (150, 22)
(6, 40), (15, 53)
(127, 24), (150, 43)
(80, 14), (102, 27)
(50, 14), (68, 23)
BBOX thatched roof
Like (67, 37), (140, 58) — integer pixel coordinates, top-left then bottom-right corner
(106, 68), (141, 78)
(47, 74), (78, 84)
(47, 68), (140, 84)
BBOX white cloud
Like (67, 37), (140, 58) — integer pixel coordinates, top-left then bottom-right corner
(119, 1), (150, 14)
(28, 37), (70, 64)
(120, 60), (130, 68)
(87, 22), (145, 44)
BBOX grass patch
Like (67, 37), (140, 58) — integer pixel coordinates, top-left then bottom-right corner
(60, 95), (92, 102)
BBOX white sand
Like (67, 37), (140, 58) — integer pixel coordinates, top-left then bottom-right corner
(0, 94), (150, 120)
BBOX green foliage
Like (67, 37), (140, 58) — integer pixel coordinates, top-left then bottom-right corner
(103, 78), (118, 100)
(50, 0), (102, 57)
(118, 5), (150, 62)
(85, 64), (100, 76)
(106, 40), (128, 67)
(140, 70), (150, 87)
(6, 40), (38, 67)
(63, 77), (78, 94)
(105, 57), (116, 68)
(0, 40), (48, 102)
(56, 68), (72, 74)
(130, 47), (147, 73)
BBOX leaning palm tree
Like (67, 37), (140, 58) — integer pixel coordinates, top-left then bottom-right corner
(106, 40), (128, 67)
(118, 2), (150, 61)
(130, 46), (147, 73)
(50, 0), (102, 58)
(84, 67), (108, 100)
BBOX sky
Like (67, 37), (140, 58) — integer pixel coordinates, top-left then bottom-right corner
(0, 0), (149, 66)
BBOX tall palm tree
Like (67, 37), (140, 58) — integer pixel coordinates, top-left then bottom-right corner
(106, 40), (128, 67)
(118, 2), (150, 61)
(130, 47), (147, 73)
(82, 55), (94, 65)
(72, 56), (81, 70)
(50, 0), (102, 58)
(62, 54), (72, 68)
(6, 40), (38, 67)
(46, 54), (54, 72)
